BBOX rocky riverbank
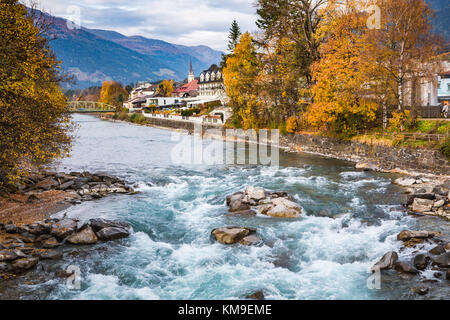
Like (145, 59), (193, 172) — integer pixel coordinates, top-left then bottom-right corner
(394, 176), (450, 220)
(0, 171), (135, 282)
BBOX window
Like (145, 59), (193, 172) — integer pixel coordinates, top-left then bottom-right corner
(448, 84), (450, 92)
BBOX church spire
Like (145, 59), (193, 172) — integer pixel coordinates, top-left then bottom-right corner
(188, 59), (195, 83)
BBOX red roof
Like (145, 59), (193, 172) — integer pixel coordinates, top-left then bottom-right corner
(174, 80), (199, 94)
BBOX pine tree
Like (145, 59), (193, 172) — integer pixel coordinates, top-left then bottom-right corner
(227, 20), (241, 52)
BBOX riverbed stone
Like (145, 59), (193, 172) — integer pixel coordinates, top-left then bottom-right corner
(10, 258), (39, 272)
(412, 198), (434, 213)
(229, 200), (251, 213)
(394, 262), (419, 274)
(5, 223), (18, 234)
(50, 219), (78, 239)
(38, 249), (63, 260)
(36, 178), (59, 191)
(42, 237), (61, 249)
(89, 218), (131, 232)
(211, 227), (255, 245)
(433, 200), (445, 208)
(397, 230), (438, 242)
(265, 198), (302, 218)
(66, 227), (98, 245)
(432, 252), (450, 268)
(96, 227), (130, 241)
(413, 254), (430, 271)
(240, 235), (263, 246)
(245, 290), (265, 300)
(372, 251), (398, 271)
(429, 245), (446, 255)
(245, 186), (266, 201)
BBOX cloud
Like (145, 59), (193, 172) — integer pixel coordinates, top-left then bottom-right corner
(34, 0), (258, 51)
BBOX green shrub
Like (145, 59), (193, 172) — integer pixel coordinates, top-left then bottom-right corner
(129, 113), (146, 124)
(436, 122), (450, 135)
(415, 120), (436, 134)
(439, 136), (450, 159)
(117, 111), (130, 121)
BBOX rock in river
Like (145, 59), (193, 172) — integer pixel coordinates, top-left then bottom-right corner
(96, 227), (130, 241)
(394, 262), (419, 274)
(66, 227), (98, 245)
(413, 254), (430, 271)
(10, 258), (39, 272)
(51, 219), (78, 239)
(432, 252), (450, 268)
(211, 227), (256, 245)
(372, 251), (398, 271)
(397, 230), (439, 242)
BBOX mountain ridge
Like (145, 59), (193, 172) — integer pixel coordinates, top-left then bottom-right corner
(37, 10), (223, 89)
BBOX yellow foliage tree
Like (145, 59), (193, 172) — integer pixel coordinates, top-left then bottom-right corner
(223, 32), (262, 130)
(307, 0), (378, 137)
(156, 80), (174, 97)
(99, 81), (129, 108)
(0, 1), (72, 189)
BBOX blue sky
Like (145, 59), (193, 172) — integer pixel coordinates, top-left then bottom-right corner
(34, 0), (259, 51)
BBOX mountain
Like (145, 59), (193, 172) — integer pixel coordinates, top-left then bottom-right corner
(38, 10), (223, 89)
(427, 0), (450, 41)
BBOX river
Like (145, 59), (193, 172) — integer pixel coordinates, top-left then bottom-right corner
(3, 114), (449, 300)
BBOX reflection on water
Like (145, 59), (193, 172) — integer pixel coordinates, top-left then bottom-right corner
(1, 115), (448, 300)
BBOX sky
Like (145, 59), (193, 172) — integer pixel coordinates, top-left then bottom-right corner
(34, 0), (259, 51)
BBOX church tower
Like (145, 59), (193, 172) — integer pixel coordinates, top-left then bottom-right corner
(188, 60), (195, 83)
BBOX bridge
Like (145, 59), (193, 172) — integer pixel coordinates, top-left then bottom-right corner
(68, 101), (117, 113)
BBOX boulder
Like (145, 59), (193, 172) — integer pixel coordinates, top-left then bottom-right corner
(10, 258), (39, 272)
(38, 250), (63, 260)
(446, 270), (450, 280)
(89, 218), (131, 232)
(50, 219), (78, 239)
(432, 252), (450, 268)
(433, 200), (445, 208)
(96, 227), (130, 241)
(372, 251), (398, 271)
(429, 245), (446, 255)
(58, 180), (75, 191)
(240, 235), (263, 246)
(36, 178), (59, 190)
(412, 198), (434, 213)
(66, 227), (98, 245)
(406, 193), (436, 206)
(27, 222), (51, 236)
(445, 243), (450, 252)
(245, 290), (265, 300)
(394, 262), (419, 274)
(413, 254), (429, 271)
(211, 227), (255, 245)
(265, 198), (302, 218)
(397, 230), (438, 242)
(229, 200), (251, 213)
(245, 186), (266, 201)
(42, 237), (61, 249)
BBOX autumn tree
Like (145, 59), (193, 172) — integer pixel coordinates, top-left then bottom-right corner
(365, 0), (442, 115)
(99, 81), (129, 109)
(156, 80), (174, 97)
(0, 0), (72, 189)
(223, 33), (263, 130)
(307, 0), (378, 137)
